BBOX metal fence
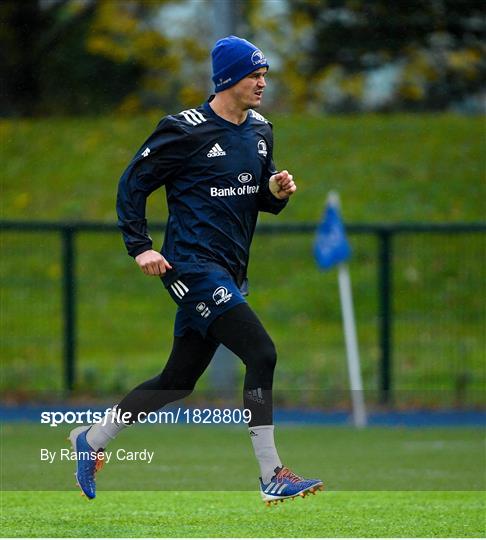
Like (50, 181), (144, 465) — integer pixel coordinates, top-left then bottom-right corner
(1, 221), (484, 408)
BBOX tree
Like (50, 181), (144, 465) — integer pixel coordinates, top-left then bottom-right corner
(0, 0), (208, 116)
(287, 0), (486, 111)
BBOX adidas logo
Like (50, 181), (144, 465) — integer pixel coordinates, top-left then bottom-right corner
(246, 388), (265, 404)
(207, 143), (226, 158)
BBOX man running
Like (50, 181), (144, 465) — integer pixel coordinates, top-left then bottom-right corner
(70, 35), (323, 505)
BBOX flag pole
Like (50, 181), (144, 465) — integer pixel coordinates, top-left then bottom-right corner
(329, 192), (367, 427)
(337, 262), (367, 427)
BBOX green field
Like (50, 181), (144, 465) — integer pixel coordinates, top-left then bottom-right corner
(1, 423), (485, 537)
(1, 114), (484, 405)
(2, 490), (484, 537)
(1, 114), (484, 223)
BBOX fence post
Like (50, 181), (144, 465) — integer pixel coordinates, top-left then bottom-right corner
(61, 226), (76, 392)
(378, 229), (393, 404)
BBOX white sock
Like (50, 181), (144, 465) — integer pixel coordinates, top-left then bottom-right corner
(86, 406), (129, 451)
(249, 425), (282, 484)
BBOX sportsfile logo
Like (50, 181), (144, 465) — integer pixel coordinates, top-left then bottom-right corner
(40, 408), (251, 427)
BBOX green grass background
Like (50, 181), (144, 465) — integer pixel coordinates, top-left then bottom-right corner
(1, 424), (485, 537)
(2, 490), (484, 537)
(2, 114), (484, 223)
(3, 424), (484, 491)
(0, 114), (484, 405)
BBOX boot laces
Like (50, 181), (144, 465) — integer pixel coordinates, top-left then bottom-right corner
(95, 453), (105, 473)
(276, 467), (303, 484)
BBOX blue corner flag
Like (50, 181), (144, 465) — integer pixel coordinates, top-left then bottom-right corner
(314, 196), (351, 270)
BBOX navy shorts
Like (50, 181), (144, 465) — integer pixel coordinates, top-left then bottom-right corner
(162, 268), (247, 337)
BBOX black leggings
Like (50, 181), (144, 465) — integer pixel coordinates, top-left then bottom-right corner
(117, 303), (276, 426)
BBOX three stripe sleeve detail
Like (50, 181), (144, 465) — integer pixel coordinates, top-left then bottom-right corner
(170, 280), (189, 299)
(180, 109), (207, 126)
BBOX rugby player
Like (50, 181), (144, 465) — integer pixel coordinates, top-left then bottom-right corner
(69, 36), (323, 505)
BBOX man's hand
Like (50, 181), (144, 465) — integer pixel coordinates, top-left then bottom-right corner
(269, 170), (297, 199)
(135, 250), (172, 276)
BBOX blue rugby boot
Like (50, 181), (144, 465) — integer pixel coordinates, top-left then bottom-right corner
(69, 426), (104, 499)
(260, 466), (323, 505)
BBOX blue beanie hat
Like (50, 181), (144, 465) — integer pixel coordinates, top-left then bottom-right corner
(211, 35), (269, 93)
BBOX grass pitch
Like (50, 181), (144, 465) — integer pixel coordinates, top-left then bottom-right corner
(2, 490), (484, 538)
(1, 423), (484, 537)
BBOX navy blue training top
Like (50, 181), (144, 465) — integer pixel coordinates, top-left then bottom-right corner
(116, 101), (288, 285)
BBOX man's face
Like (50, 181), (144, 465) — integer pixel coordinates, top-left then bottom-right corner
(228, 67), (267, 110)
